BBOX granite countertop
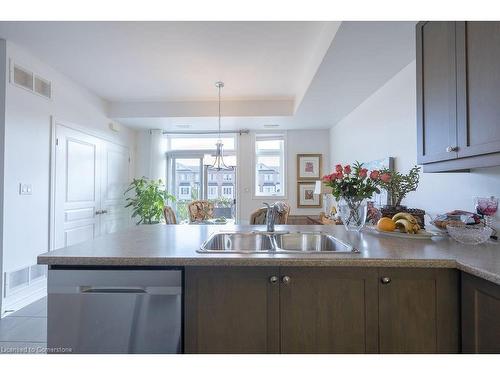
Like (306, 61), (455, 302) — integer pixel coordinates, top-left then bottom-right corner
(37, 224), (500, 285)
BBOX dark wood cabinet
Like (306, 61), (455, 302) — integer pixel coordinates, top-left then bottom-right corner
(456, 22), (500, 159)
(184, 266), (280, 353)
(378, 268), (459, 353)
(416, 21), (458, 165)
(462, 272), (500, 353)
(185, 266), (460, 354)
(279, 267), (378, 353)
(417, 21), (500, 172)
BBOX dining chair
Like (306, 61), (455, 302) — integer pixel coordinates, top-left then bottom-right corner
(249, 201), (291, 225)
(163, 206), (177, 224)
(187, 200), (215, 222)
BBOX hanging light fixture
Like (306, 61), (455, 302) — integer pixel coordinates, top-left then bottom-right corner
(210, 81), (233, 171)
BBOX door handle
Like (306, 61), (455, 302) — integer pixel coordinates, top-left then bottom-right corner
(282, 275), (291, 285)
(95, 210), (102, 215)
(269, 275), (279, 284)
(446, 146), (459, 153)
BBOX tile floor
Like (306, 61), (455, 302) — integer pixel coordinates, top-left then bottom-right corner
(0, 297), (47, 354)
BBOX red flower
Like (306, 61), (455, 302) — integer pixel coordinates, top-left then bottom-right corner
(344, 165), (352, 174)
(322, 175), (330, 182)
(337, 171), (344, 179)
(359, 168), (368, 178)
(335, 164), (343, 173)
(380, 173), (391, 183)
(369, 170), (380, 180)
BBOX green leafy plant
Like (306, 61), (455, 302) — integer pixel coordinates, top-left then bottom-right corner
(376, 165), (421, 207)
(125, 178), (175, 224)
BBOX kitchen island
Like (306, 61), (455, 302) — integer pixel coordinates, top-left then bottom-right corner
(38, 224), (500, 354)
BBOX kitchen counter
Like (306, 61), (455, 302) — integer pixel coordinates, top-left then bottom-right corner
(37, 224), (500, 285)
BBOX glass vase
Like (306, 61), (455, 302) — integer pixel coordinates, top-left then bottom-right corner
(338, 197), (368, 232)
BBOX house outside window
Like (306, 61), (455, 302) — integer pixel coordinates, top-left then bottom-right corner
(254, 133), (286, 197)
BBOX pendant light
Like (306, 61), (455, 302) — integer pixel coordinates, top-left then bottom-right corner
(210, 81), (233, 171)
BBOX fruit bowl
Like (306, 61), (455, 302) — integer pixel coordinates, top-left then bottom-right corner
(446, 224), (492, 245)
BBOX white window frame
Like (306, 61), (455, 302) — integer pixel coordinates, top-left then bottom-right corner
(252, 132), (287, 199)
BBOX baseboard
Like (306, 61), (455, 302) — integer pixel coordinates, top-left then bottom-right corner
(1, 278), (47, 317)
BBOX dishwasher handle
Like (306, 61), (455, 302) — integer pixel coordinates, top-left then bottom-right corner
(81, 287), (147, 294)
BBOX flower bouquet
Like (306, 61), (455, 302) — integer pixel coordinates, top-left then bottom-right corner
(323, 161), (390, 231)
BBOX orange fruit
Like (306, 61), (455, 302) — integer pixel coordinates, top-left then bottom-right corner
(377, 217), (396, 232)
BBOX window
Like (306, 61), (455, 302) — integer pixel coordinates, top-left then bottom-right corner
(254, 134), (285, 197)
(178, 186), (192, 200)
(222, 186), (233, 197)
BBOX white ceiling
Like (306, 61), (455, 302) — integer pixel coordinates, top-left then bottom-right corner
(0, 21), (416, 131)
(0, 21), (334, 102)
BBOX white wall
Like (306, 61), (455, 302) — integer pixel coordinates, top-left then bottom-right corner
(329, 61), (500, 226)
(1, 41), (137, 311)
(238, 129), (330, 223)
(0, 40), (6, 315)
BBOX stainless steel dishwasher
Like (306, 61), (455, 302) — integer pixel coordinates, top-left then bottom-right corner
(47, 268), (182, 354)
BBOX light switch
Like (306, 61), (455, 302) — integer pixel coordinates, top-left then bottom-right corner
(19, 183), (32, 195)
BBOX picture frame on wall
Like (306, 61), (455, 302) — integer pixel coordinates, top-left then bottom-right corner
(297, 181), (322, 208)
(297, 154), (322, 180)
(362, 157), (395, 206)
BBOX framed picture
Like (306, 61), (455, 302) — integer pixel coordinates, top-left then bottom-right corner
(363, 157), (394, 206)
(297, 182), (322, 208)
(297, 154), (322, 180)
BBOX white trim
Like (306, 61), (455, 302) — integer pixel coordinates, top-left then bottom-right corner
(252, 130), (288, 200)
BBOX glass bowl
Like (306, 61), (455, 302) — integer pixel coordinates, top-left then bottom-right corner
(446, 224), (493, 245)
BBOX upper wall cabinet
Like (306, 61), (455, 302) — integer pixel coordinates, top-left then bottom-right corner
(417, 21), (500, 172)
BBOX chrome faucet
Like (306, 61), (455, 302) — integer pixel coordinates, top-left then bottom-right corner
(263, 202), (277, 232)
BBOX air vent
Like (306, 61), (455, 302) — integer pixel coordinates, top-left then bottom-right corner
(263, 124), (280, 128)
(34, 75), (52, 99)
(4, 267), (29, 297)
(13, 64), (33, 91)
(4, 264), (47, 297)
(176, 124), (191, 129)
(30, 264), (47, 282)
(11, 61), (52, 99)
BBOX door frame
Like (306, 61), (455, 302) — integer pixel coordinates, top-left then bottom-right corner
(48, 117), (130, 251)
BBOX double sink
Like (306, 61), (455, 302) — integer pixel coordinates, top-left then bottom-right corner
(199, 231), (359, 254)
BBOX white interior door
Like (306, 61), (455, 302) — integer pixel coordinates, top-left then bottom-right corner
(54, 124), (131, 250)
(54, 125), (102, 249)
(100, 141), (131, 235)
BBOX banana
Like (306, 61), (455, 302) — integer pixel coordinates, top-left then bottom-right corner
(395, 218), (415, 234)
(392, 212), (418, 225)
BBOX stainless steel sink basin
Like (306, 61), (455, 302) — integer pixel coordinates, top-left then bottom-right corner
(200, 232), (274, 253)
(273, 232), (358, 253)
(198, 231), (358, 254)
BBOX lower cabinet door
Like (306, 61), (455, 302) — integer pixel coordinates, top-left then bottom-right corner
(184, 266), (280, 353)
(462, 272), (500, 353)
(279, 267), (379, 353)
(378, 268), (459, 353)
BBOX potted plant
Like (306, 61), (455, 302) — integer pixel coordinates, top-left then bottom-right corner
(375, 165), (425, 225)
(125, 177), (176, 224)
(323, 161), (387, 231)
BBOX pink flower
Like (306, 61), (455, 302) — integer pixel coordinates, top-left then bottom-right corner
(322, 175), (331, 182)
(369, 170), (380, 180)
(359, 168), (368, 178)
(337, 171), (344, 179)
(344, 165), (352, 174)
(335, 164), (343, 173)
(380, 173), (391, 183)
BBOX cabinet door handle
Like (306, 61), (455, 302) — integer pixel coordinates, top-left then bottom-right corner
(282, 276), (291, 285)
(269, 275), (278, 284)
(446, 146), (459, 152)
(380, 277), (391, 284)
(95, 210), (102, 215)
